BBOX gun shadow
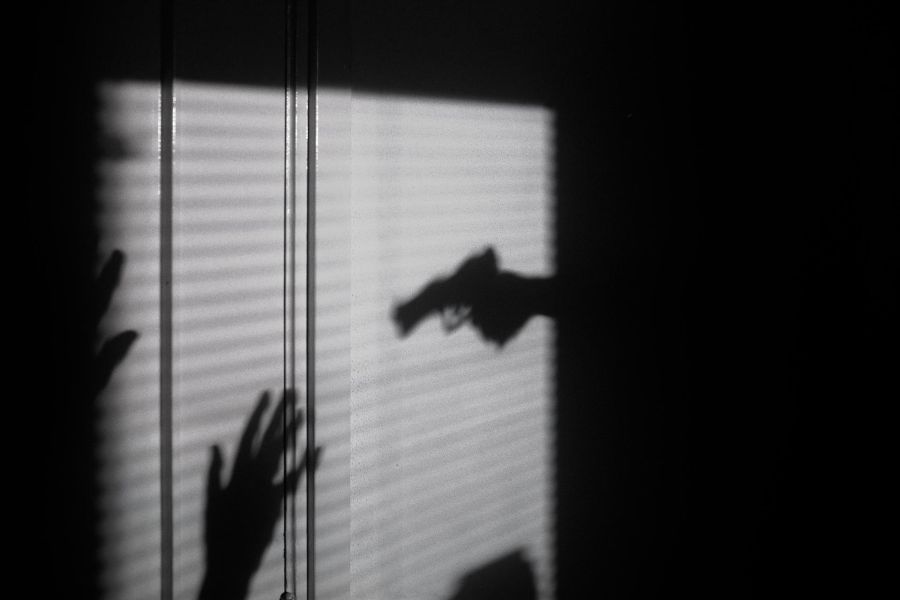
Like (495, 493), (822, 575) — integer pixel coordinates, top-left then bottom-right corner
(393, 246), (558, 347)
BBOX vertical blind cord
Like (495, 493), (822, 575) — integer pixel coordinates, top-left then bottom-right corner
(159, 1), (175, 599)
(281, 0), (297, 598)
(282, 0), (289, 587)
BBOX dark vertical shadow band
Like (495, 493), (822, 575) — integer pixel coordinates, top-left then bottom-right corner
(159, 0), (175, 598)
(306, 1), (318, 600)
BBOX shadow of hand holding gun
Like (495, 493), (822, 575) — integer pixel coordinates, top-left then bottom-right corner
(393, 246), (557, 347)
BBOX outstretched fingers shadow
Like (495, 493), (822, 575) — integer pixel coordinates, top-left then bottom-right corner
(93, 249), (139, 394)
(199, 389), (321, 600)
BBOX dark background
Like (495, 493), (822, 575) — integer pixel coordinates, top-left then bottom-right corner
(22, 1), (896, 598)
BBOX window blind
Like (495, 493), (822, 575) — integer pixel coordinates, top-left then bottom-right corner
(97, 81), (554, 600)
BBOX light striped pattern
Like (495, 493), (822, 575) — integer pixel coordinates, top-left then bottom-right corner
(96, 81), (554, 600)
(338, 92), (555, 600)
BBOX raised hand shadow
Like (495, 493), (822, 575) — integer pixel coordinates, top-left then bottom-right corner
(199, 389), (321, 600)
(93, 249), (138, 394)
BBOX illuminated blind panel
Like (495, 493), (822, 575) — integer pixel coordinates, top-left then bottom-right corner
(97, 82), (554, 600)
(312, 88), (354, 600)
(342, 93), (555, 600)
(97, 82), (164, 600)
(97, 81), (310, 600)
(172, 81), (308, 600)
